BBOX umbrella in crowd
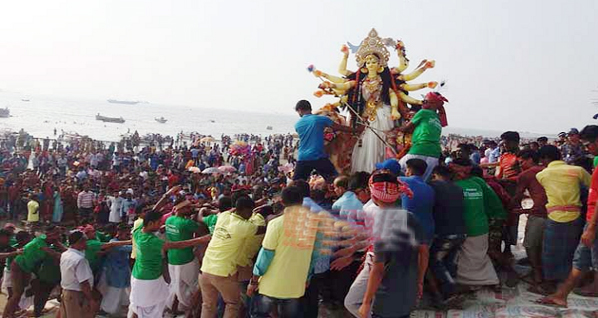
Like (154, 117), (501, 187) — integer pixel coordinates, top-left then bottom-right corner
(218, 165), (237, 173)
(188, 166), (201, 173)
(201, 167), (219, 174)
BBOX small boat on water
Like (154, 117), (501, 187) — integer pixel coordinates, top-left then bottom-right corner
(0, 108), (10, 118)
(155, 117), (167, 124)
(21, 99), (30, 102)
(209, 120), (216, 123)
(107, 99), (140, 105)
(266, 126), (273, 130)
(96, 113), (125, 123)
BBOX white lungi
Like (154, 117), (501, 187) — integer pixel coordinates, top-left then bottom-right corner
(167, 258), (199, 309)
(128, 276), (170, 318)
(98, 272), (130, 315)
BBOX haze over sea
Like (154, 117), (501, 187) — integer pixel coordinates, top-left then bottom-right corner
(0, 91), (298, 142)
(0, 90), (550, 142)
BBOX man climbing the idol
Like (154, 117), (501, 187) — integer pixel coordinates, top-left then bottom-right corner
(398, 92), (448, 180)
(293, 100), (362, 181)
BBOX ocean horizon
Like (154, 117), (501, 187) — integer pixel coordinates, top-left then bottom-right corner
(0, 91), (553, 142)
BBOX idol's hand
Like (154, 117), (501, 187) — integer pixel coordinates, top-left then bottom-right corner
(341, 45), (349, 56)
(391, 109), (401, 121)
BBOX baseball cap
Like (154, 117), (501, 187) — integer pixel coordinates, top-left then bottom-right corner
(568, 128), (579, 136)
(375, 159), (401, 176)
(558, 132), (567, 138)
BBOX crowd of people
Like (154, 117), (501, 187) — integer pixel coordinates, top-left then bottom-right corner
(0, 98), (597, 318)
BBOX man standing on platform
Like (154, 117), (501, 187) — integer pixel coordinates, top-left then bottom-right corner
(398, 92), (448, 180)
(293, 100), (360, 181)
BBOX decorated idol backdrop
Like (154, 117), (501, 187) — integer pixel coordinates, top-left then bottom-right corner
(308, 28), (448, 174)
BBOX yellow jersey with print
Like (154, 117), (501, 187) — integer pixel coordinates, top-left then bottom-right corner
(201, 211), (258, 277)
(258, 206), (318, 299)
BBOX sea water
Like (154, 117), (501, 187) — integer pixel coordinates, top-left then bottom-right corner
(0, 91), (297, 142)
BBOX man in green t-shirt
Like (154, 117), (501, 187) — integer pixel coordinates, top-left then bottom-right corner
(79, 224), (132, 277)
(129, 210), (210, 318)
(450, 158), (499, 290)
(165, 199), (204, 313)
(398, 92), (448, 180)
(3, 225), (64, 318)
(1, 231), (31, 300)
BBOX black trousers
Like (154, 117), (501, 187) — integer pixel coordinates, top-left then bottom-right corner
(293, 158), (337, 182)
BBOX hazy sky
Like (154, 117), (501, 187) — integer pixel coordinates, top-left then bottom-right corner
(1, 0), (597, 133)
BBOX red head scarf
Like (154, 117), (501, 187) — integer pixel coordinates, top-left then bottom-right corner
(369, 174), (413, 203)
(425, 92), (449, 127)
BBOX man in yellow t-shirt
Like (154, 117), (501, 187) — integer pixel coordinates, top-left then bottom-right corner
(247, 186), (318, 317)
(536, 145), (591, 287)
(27, 194), (40, 224)
(130, 210), (145, 259)
(199, 197), (264, 318)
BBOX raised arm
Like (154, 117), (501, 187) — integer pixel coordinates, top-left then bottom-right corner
(41, 246), (63, 260)
(314, 70), (348, 84)
(320, 80), (356, 91)
(401, 82), (438, 92)
(100, 240), (132, 250)
(0, 250), (21, 259)
(338, 45), (352, 76)
(399, 60), (435, 82)
(163, 234), (210, 251)
(153, 185), (181, 211)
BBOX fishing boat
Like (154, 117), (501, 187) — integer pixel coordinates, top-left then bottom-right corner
(96, 113), (125, 123)
(266, 126), (273, 130)
(155, 117), (167, 124)
(0, 108), (9, 118)
(107, 99), (140, 105)
(21, 99), (30, 102)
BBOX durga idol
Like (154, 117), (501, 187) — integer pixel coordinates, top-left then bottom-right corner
(318, 33), (398, 173)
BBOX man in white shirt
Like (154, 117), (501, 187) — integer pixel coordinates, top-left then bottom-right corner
(108, 191), (123, 223)
(59, 231), (97, 318)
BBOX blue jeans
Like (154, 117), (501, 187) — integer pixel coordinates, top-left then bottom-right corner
(429, 234), (466, 298)
(250, 294), (301, 318)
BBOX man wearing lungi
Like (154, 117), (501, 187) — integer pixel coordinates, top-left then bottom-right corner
(450, 159), (500, 290)
(536, 145), (591, 293)
(165, 199), (204, 314)
(538, 126), (598, 306)
(129, 210), (210, 318)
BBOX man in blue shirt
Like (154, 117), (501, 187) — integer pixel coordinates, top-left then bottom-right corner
(400, 158), (435, 244)
(293, 100), (360, 181)
(99, 224), (133, 315)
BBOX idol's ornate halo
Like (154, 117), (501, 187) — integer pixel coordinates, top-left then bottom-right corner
(355, 28), (390, 68)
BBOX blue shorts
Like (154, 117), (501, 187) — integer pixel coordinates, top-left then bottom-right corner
(572, 224), (598, 271)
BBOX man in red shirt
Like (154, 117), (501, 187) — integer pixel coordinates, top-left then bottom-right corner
(496, 131), (522, 259)
(539, 125), (598, 307)
(512, 149), (547, 290)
